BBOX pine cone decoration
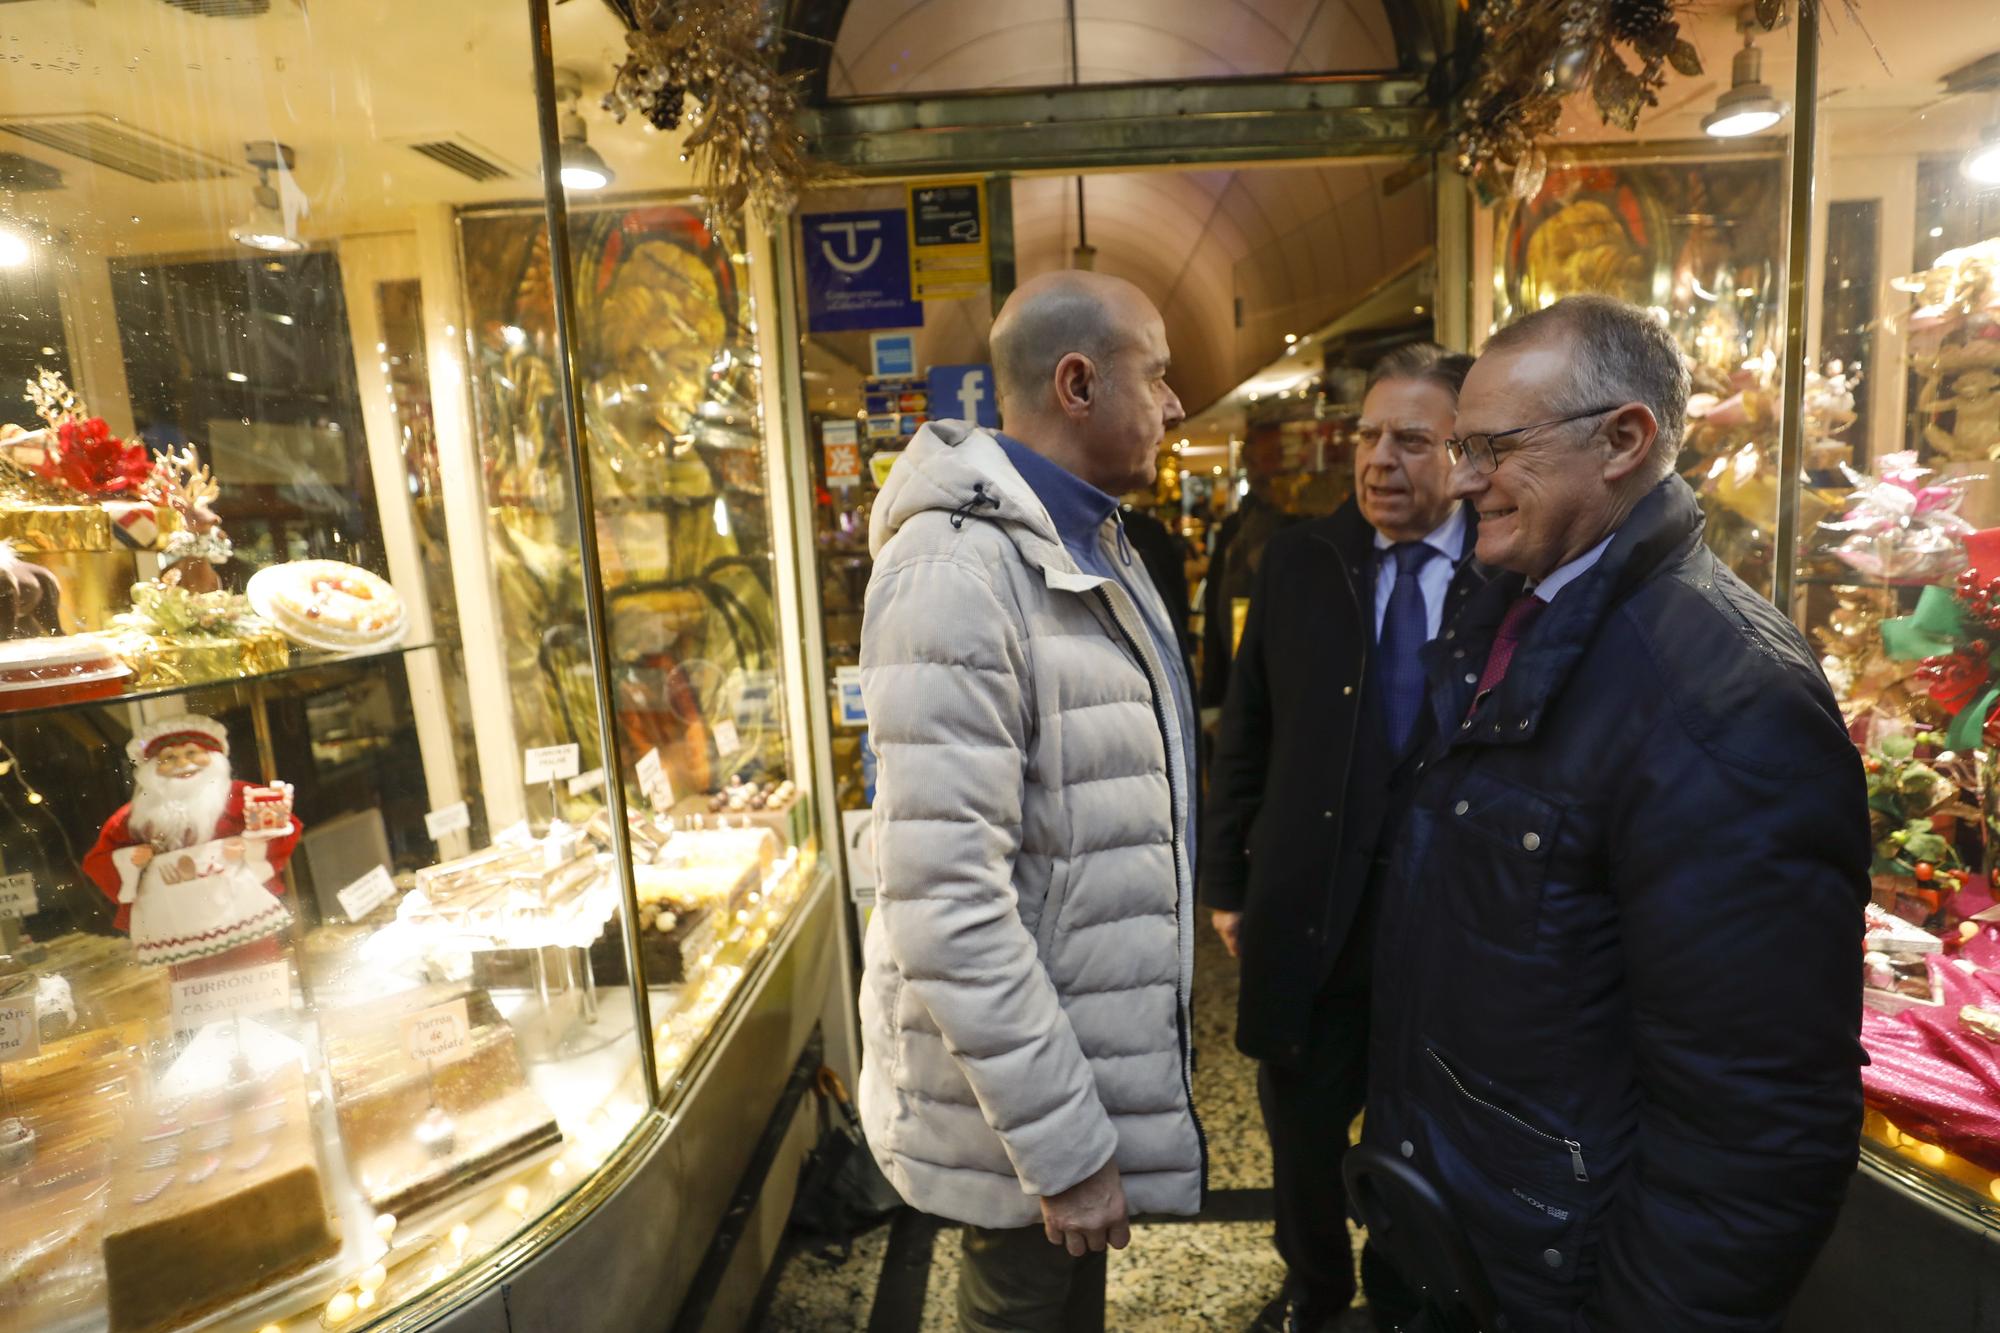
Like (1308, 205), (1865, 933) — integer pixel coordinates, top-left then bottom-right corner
(1608, 0), (1676, 43)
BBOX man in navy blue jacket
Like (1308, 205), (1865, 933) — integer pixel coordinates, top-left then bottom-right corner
(1366, 295), (1869, 1331)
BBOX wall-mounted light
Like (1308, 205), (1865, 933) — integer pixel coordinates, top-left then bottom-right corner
(1703, 5), (1787, 139)
(0, 227), (30, 269)
(555, 68), (615, 191)
(231, 142), (306, 253)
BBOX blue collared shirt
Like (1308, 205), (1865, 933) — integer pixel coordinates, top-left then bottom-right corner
(1371, 504), (1470, 639)
(1529, 531), (1617, 605)
(998, 435), (1198, 871)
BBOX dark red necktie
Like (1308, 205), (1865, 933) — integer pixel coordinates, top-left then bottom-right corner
(1471, 594), (1547, 706)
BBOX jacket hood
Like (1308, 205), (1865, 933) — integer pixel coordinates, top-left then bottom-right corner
(869, 419), (1071, 568)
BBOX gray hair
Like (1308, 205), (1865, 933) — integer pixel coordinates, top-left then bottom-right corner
(1483, 294), (1690, 484)
(1366, 342), (1475, 399)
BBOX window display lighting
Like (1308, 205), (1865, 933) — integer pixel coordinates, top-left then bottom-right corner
(1704, 5), (1787, 139)
(555, 68), (615, 191)
(1965, 122), (2000, 186)
(230, 142), (305, 254)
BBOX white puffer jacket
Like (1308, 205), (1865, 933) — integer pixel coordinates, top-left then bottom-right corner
(856, 420), (1204, 1228)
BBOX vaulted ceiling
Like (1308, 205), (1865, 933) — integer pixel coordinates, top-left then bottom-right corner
(823, 0), (1401, 97)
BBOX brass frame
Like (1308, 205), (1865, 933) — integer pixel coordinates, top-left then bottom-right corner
(800, 75), (1435, 175)
(525, 0), (659, 1105)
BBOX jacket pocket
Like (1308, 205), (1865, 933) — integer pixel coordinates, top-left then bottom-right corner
(1416, 1045), (1599, 1296)
(1439, 772), (1561, 953)
(1033, 854), (1072, 956)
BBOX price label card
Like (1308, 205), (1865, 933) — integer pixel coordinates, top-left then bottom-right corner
(425, 801), (471, 840)
(636, 747), (672, 813)
(401, 997), (471, 1065)
(170, 959), (290, 1034)
(524, 743), (581, 784)
(713, 719), (742, 756)
(0, 995), (37, 1063)
(0, 873), (37, 919)
(337, 865), (396, 923)
(568, 767), (606, 796)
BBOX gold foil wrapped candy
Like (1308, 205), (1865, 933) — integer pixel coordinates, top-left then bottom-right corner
(106, 581), (290, 689)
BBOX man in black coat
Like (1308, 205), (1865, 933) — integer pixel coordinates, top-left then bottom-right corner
(1203, 344), (1486, 1331)
(1366, 295), (1867, 1331)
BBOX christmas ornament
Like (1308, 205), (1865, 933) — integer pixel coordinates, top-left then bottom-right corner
(22, 368), (157, 499)
(1444, 0), (1706, 203)
(602, 0), (818, 220)
(1864, 733), (1975, 927)
(1884, 529), (2000, 751)
(81, 713), (300, 978)
(147, 445), (231, 594)
(1822, 451), (1976, 584)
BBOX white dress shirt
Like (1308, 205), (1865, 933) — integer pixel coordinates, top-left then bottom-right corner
(1529, 532), (1617, 605)
(1372, 504), (1469, 639)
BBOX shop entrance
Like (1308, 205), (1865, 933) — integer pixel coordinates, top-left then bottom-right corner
(785, 159), (1442, 884)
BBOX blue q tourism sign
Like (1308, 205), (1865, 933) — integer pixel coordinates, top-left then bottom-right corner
(802, 209), (926, 334)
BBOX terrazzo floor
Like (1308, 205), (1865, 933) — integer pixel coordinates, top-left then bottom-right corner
(759, 922), (1374, 1331)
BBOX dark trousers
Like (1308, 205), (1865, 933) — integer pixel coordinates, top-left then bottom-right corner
(1259, 963), (1422, 1329)
(1260, 989), (1371, 1315)
(957, 1223), (1107, 1332)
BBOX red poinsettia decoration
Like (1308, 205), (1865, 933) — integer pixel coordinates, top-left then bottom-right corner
(1921, 649), (1993, 714)
(36, 415), (154, 497)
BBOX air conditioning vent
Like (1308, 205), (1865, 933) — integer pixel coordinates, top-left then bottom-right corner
(157, 0), (272, 16)
(0, 152), (62, 192)
(401, 137), (519, 183)
(0, 115), (235, 184)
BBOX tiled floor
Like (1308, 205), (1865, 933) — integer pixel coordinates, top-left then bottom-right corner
(760, 922), (1367, 1331)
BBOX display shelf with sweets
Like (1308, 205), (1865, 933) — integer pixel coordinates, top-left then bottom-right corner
(0, 636), (436, 723)
(245, 561), (407, 655)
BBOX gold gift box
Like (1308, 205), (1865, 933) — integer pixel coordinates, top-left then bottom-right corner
(0, 499), (112, 553)
(107, 625), (290, 690)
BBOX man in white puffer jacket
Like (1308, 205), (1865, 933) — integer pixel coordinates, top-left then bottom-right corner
(859, 270), (1204, 1331)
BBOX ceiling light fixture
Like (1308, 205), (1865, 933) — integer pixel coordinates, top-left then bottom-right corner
(1704, 5), (1787, 139)
(0, 227), (30, 269)
(554, 68), (615, 192)
(230, 141), (306, 253)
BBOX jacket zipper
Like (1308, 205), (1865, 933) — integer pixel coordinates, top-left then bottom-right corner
(1093, 584), (1209, 1194)
(1428, 1048), (1589, 1183)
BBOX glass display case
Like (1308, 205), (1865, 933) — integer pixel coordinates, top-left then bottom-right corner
(1470, 0), (2000, 1318)
(0, 3), (829, 1331)
(1788, 2), (2000, 1239)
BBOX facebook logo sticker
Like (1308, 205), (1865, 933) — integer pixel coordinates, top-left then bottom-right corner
(927, 364), (1000, 428)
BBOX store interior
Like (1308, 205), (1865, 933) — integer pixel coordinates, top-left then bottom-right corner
(2, 0), (2000, 1329)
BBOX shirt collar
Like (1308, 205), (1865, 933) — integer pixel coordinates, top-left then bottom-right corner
(1372, 503), (1469, 563)
(996, 433), (1120, 551)
(1529, 531), (1617, 604)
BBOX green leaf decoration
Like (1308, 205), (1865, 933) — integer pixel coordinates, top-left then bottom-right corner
(1881, 584), (1966, 661)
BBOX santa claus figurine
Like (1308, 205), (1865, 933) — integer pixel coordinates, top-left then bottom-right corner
(83, 713), (301, 978)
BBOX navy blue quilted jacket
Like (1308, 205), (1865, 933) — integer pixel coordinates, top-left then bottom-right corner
(1366, 476), (1869, 1332)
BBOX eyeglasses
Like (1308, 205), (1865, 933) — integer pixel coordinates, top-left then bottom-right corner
(1443, 406), (1623, 475)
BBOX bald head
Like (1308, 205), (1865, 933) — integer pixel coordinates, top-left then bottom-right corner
(986, 270), (1184, 495)
(991, 271), (1156, 415)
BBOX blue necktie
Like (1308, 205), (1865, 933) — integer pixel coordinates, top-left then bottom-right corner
(1380, 542), (1439, 752)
